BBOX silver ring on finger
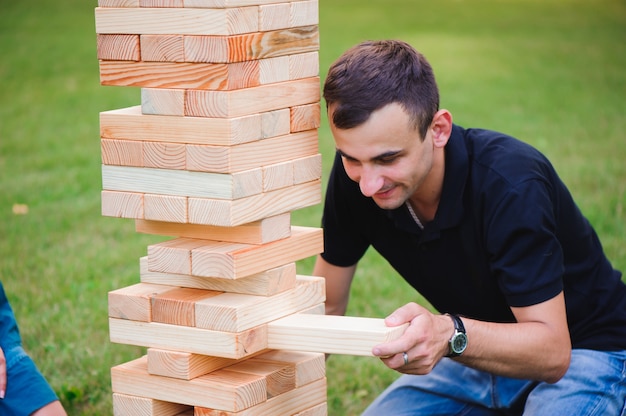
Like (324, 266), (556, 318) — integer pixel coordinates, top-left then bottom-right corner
(402, 351), (409, 366)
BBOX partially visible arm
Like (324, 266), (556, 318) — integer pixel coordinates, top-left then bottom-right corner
(373, 292), (571, 383)
(0, 346), (5, 399)
(313, 255), (357, 316)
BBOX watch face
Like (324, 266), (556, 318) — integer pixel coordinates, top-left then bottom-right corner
(452, 333), (468, 353)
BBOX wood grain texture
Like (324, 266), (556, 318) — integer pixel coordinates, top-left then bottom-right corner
(146, 348), (244, 380)
(112, 393), (191, 416)
(101, 190), (144, 219)
(108, 283), (177, 322)
(97, 34), (140, 61)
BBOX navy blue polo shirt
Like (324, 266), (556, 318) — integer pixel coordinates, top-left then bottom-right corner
(321, 124), (626, 351)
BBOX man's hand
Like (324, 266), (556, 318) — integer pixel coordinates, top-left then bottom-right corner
(372, 302), (453, 374)
(0, 346), (6, 399)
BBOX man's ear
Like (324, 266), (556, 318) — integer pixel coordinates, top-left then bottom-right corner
(430, 109), (453, 148)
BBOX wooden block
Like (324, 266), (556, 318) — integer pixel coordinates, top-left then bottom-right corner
(95, 7), (258, 36)
(140, 34), (184, 62)
(293, 153), (322, 184)
(111, 356), (266, 411)
(190, 226), (323, 278)
(293, 402), (327, 416)
(195, 275), (325, 332)
(185, 130), (318, 173)
(97, 34), (140, 61)
(144, 194), (188, 223)
(147, 348), (241, 380)
(259, 55), (289, 84)
(184, 0), (292, 7)
(143, 141), (186, 170)
(136, 213), (291, 244)
(140, 0), (184, 7)
(98, 0), (139, 6)
(267, 314), (409, 356)
(148, 237), (208, 276)
(100, 106), (263, 145)
(101, 190), (144, 218)
(109, 318), (267, 358)
(290, 0), (318, 27)
(194, 378), (326, 416)
(254, 350), (325, 387)
(289, 51), (318, 79)
(188, 179), (321, 227)
(183, 26), (318, 64)
(142, 88), (185, 116)
(140, 257), (298, 296)
(101, 139), (143, 167)
(258, 3), (290, 31)
(102, 165), (263, 199)
(185, 77), (320, 118)
(261, 108), (290, 138)
(99, 60), (260, 90)
(112, 393), (191, 416)
(151, 287), (222, 326)
(108, 283), (177, 322)
(262, 160), (293, 192)
(223, 360), (295, 398)
(290, 102), (320, 132)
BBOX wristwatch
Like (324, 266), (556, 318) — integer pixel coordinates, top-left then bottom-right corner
(445, 314), (468, 357)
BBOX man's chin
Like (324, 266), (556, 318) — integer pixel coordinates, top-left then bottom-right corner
(371, 197), (404, 211)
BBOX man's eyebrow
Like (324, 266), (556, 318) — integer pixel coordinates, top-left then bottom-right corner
(336, 148), (403, 162)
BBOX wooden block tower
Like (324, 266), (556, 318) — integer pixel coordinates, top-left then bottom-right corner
(95, 1), (328, 414)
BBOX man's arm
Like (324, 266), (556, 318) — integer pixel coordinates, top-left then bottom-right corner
(313, 255), (357, 316)
(373, 292), (571, 383)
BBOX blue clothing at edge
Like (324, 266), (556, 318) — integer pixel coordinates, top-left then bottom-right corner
(0, 281), (59, 415)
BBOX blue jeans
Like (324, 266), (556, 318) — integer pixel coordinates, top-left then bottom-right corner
(362, 349), (626, 415)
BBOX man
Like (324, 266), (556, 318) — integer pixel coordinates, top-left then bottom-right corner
(0, 281), (67, 416)
(313, 40), (626, 415)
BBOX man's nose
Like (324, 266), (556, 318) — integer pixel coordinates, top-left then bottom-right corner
(358, 167), (384, 197)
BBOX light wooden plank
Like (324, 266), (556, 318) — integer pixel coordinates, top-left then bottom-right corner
(95, 7), (258, 35)
(190, 226), (323, 278)
(140, 0), (184, 7)
(194, 378), (326, 416)
(223, 360), (294, 398)
(289, 50), (318, 79)
(101, 190), (144, 219)
(185, 77), (320, 118)
(136, 213), (291, 244)
(97, 34), (140, 61)
(267, 314), (409, 356)
(100, 105), (263, 145)
(144, 194), (188, 223)
(184, 0), (292, 7)
(147, 348), (244, 380)
(262, 160), (293, 192)
(112, 393), (191, 416)
(143, 141), (186, 170)
(293, 153), (322, 184)
(258, 3), (290, 31)
(108, 283), (177, 322)
(259, 55), (289, 84)
(147, 237), (208, 276)
(102, 165), (263, 199)
(253, 349), (325, 387)
(111, 356), (267, 411)
(183, 25), (318, 63)
(139, 257), (298, 296)
(140, 34), (184, 62)
(152, 287), (222, 326)
(293, 402), (328, 416)
(290, 102), (320, 132)
(261, 108), (290, 138)
(101, 139), (143, 167)
(142, 88), (185, 116)
(195, 275), (325, 332)
(188, 179), (321, 227)
(185, 130), (318, 173)
(99, 60), (260, 90)
(98, 0), (139, 6)
(109, 318), (267, 358)
(290, 0), (318, 27)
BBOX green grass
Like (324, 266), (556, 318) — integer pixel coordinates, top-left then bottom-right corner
(0, 0), (624, 414)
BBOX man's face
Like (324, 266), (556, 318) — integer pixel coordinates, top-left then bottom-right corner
(330, 102), (435, 210)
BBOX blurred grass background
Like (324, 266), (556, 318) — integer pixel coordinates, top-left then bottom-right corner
(0, 0), (624, 414)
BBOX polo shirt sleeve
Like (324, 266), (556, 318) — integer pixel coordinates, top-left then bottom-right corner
(484, 178), (565, 308)
(320, 153), (370, 267)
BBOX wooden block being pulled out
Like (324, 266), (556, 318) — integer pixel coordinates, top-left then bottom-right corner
(267, 314), (409, 356)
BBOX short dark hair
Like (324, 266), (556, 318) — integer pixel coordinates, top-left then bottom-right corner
(323, 40), (439, 139)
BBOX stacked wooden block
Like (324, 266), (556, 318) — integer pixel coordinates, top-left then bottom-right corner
(95, 0), (328, 414)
